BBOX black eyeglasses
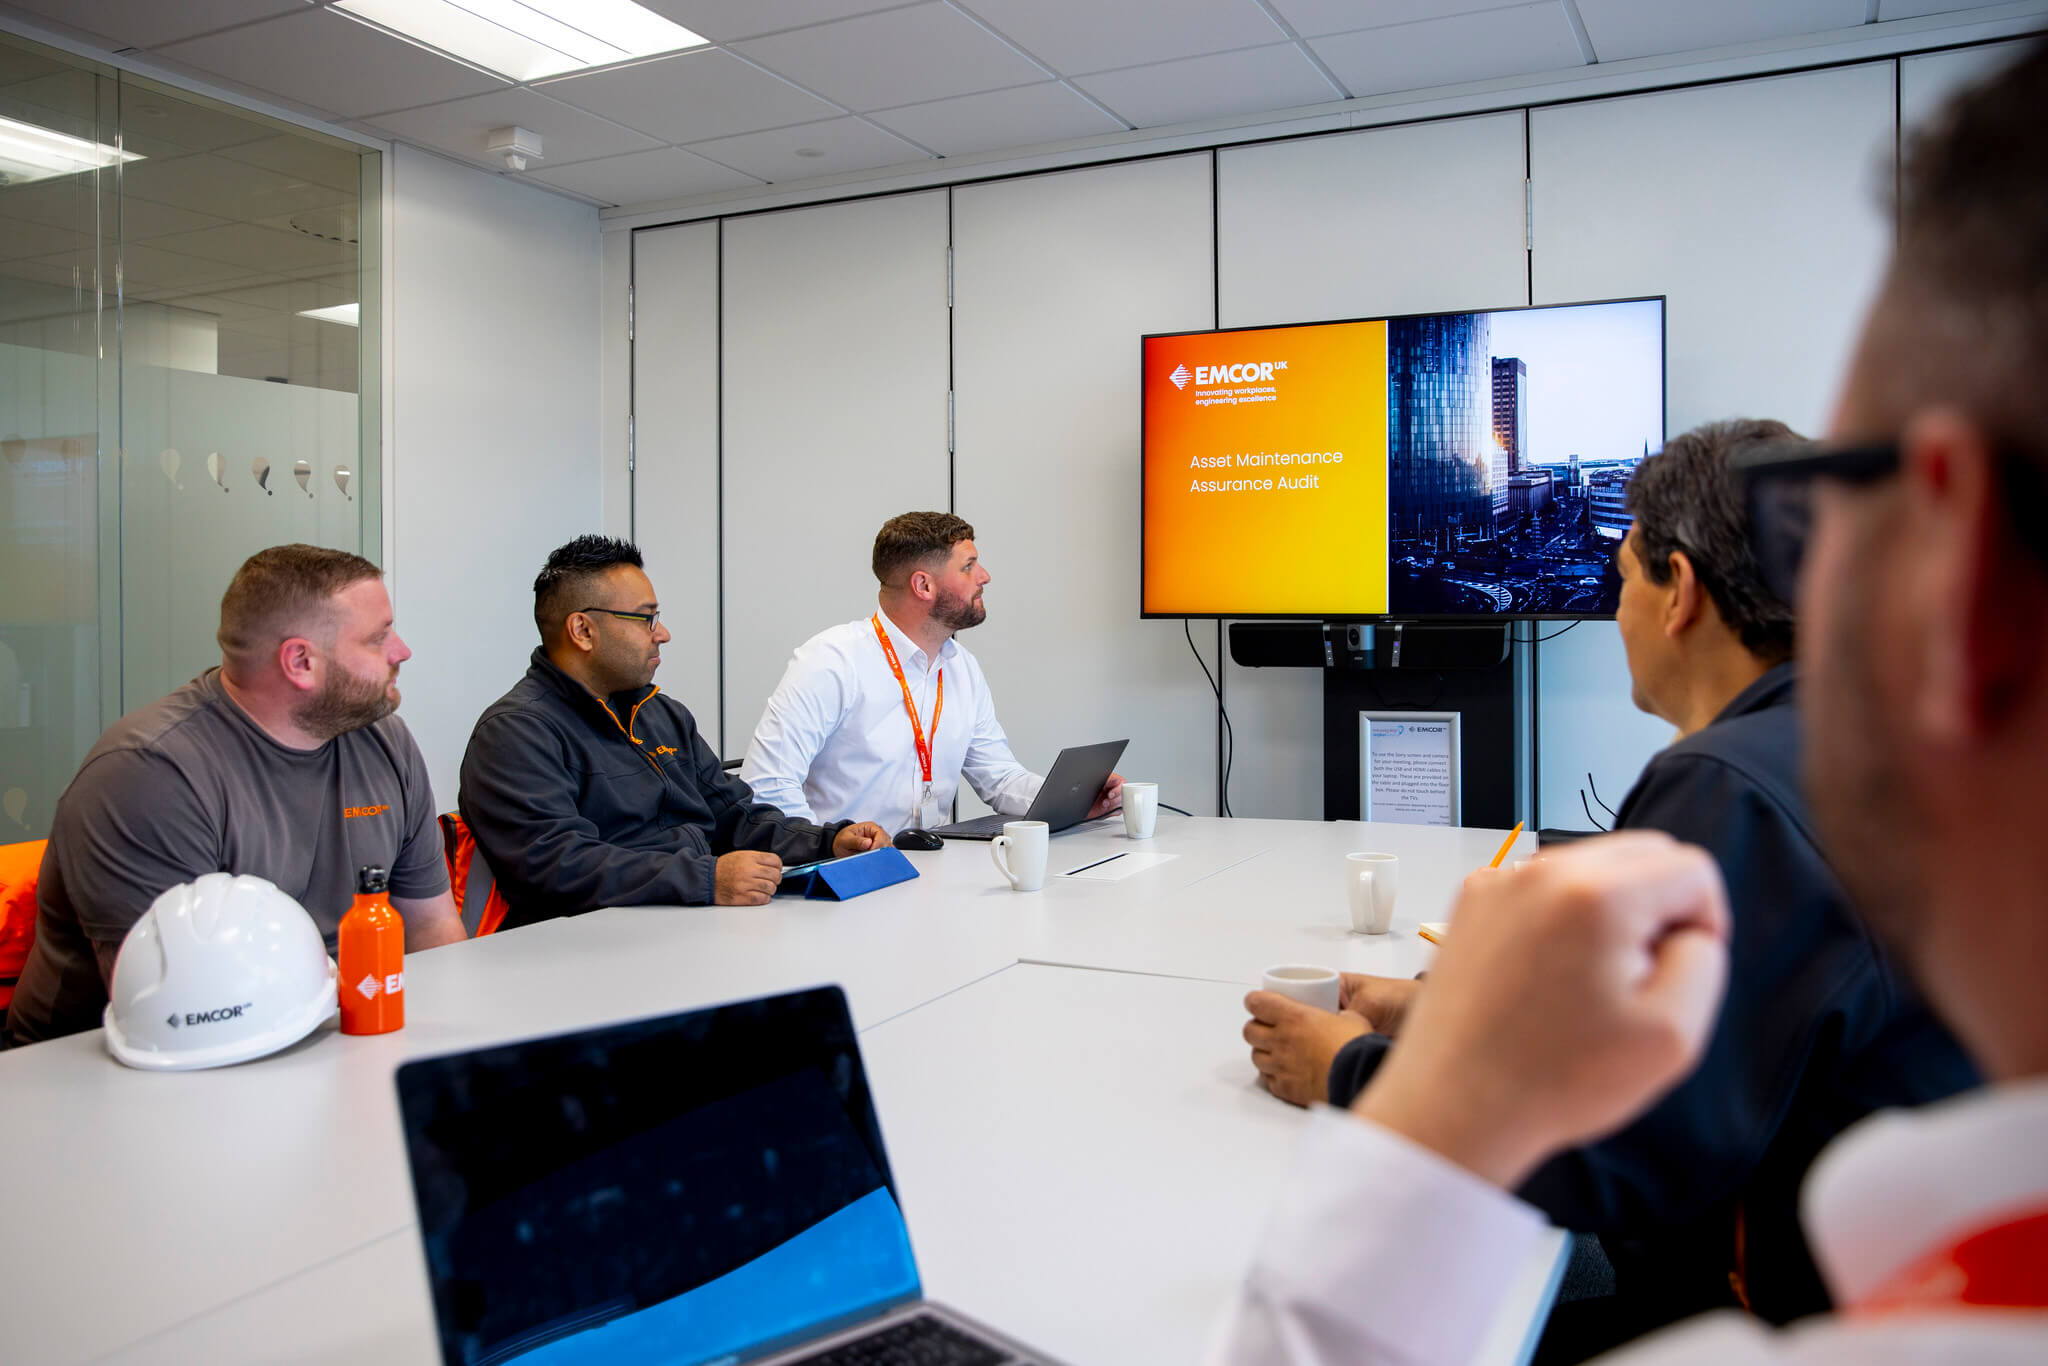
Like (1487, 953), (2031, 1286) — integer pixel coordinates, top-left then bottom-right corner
(576, 606), (660, 629)
(1732, 441), (1898, 603)
(1734, 439), (2048, 602)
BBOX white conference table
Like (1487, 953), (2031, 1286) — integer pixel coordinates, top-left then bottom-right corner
(0, 814), (1559, 1366)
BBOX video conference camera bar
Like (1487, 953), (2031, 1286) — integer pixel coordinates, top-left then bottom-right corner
(1227, 621), (1511, 672)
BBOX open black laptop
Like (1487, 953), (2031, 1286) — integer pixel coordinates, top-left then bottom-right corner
(932, 739), (1127, 841)
(395, 986), (1057, 1366)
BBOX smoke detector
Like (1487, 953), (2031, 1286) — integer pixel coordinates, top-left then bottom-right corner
(486, 126), (543, 172)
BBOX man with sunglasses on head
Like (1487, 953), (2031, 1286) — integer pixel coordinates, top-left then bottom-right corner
(1211, 40), (2048, 1366)
(459, 536), (887, 928)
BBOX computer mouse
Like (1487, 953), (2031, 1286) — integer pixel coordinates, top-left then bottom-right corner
(892, 827), (945, 851)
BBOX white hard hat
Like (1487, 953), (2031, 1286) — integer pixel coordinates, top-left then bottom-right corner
(103, 872), (338, 1071)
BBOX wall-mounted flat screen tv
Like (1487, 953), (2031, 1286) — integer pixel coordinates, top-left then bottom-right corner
(1141, 297), (1666, 620)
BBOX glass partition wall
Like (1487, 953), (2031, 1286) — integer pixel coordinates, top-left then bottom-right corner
(0, 31), (381, 841)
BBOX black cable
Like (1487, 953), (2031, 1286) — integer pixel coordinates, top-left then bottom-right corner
(1185, 617), (1233, 817)
(1160, 803), (1194, 817)
(1519, 620), (1582, 645)
(1580, 790), (1611, 832)
(1586, 771), (1617, 820)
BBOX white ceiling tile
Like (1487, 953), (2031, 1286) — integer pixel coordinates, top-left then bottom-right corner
(1267, 0), (1536, 40)
(1879, 0), (2013, 16)
(518, 146), (764, 205)
(3, 0), (308, 49)
(538, 48), (839, 143)
(146, 221), (355, 273)
(639, 0), (921, 44)
(122, 150), (353, 221)
(955, 0), (1286, 76)
(1572, 0), (1868, 64)
(869, 81), (1124, 157)
(735, 3), (1048, 112)
(1077, 43), (1341, 128)
(155, 8), (506, 119)
(685, 116), (932, 181)
(366, 88), (663, 171)
(110, 242), (266, 289)
(116, 93), (278, 158)
(0, 67), (109, 139)
(1310, 2), (1584, 97)
(0, 219), (92, 264)
(0, 39), (71, 84)
(215, 134), (365, 193)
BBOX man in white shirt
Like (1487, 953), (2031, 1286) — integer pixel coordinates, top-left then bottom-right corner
(742, 512), (1121, 835)
(1213, 40), (2048, 1366)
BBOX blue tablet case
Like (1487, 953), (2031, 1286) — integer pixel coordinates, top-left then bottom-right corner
(778, 846), (919, 901)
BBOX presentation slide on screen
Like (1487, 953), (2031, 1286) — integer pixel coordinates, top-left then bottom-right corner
(1144, 320), (1391, 616)
(1142, 299), (1664, 618)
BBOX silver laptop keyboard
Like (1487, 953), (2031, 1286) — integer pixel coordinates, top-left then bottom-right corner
(787, 1313), (1016, 1366)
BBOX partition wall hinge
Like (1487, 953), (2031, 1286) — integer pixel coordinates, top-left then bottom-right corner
(627, 284), (635, 341)
(946, 247), (953, 308)
(627, 413), (635, 473)
(1524, 179), (1534, 250)
(946, 390), (956, 453)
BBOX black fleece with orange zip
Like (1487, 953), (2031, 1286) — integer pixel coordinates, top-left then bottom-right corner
(459, 648), (850, 928)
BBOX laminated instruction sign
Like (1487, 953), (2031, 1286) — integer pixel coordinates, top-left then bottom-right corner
(1360, 712), (1461, 827)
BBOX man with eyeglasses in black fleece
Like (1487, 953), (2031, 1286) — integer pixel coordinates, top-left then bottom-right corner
(460, 536), (887, 928)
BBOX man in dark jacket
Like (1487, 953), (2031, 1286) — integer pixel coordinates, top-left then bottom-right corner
(460, 536), (888, 929)
(1240, 420), (1978, 1359)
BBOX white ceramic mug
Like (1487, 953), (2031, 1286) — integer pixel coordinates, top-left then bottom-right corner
(990, 820), (1049, 892)
(1121, 782), (1159, 839)
(1347, 851), (1400, 935)
(1260, 964), (1340, 1012)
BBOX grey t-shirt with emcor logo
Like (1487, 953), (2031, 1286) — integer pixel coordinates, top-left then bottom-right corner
(6, 669), (449, 1045)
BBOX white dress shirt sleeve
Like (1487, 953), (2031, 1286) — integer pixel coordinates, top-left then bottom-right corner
(1208, 1106), (1551, 1366)
(958, 655), (1042, 816)
(740, 645), (851, 824)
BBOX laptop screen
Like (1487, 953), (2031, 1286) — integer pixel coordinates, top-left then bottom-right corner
(395, 986), (921, 1366)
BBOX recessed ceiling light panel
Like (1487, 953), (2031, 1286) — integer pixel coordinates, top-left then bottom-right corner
(0, 114), (142, 187)
(334, 0), (709, 82)
(298, 303), (361, 327)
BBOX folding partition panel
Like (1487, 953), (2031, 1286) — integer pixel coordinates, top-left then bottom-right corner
(1528, 63), (1896, 826)
(718, 191), (950, 754)
(1214, 112), (1530, 819)
(630, 221), (723, 749)
(951, 155), (1217, 818)
(1901, 39), (2029, 132)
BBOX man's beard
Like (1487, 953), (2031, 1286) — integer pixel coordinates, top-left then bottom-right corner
(296, 666), (398, 740)
(933, 587), (985, 632)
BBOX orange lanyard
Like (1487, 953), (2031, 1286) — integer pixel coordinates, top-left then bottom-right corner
(1857, 1202), (2048, 1315)
(872, 615), (943, 789)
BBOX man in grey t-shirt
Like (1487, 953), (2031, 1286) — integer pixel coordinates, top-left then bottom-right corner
(7, 545), (465, 1047)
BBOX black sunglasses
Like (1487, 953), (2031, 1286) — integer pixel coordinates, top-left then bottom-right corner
(1733, 439), (2048, 603)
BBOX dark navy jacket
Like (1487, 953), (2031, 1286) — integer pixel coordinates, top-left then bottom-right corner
(1327, 664), (1977, 1326)
(460, 649), (849, 928)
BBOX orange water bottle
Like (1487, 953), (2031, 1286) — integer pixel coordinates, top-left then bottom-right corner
(338, 866), (404, 1035)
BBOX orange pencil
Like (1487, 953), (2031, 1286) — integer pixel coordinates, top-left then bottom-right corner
(1489, 821), (1525, 869)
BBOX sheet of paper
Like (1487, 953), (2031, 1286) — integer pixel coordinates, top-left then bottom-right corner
(1057, 851), (1179, 882)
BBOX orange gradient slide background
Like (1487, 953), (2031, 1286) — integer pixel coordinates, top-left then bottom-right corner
(1143, 320), (1389, 615)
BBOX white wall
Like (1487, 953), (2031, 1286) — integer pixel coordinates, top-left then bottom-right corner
(1527, 63), (1896, 824)
(624, 40), (2014, 830)
(1901, 38), (2031, 130)
(952, 156), (1219, 817)
(630, 221), (721, 745)
(389, 145), (602, 811)
(719, 192), (951, 756)
(1214, 112), (1531, 819)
